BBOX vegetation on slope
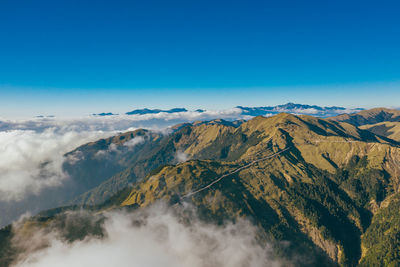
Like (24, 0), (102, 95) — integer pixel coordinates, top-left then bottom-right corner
(120, 114), (400, 266)
(2, 112), (400, 266)
(360, 122), (400, 142)
(329, 108), (400, 126)
(359, 194), (400, 267)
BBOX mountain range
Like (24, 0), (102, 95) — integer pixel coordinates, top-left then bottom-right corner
(1, 107), (400, 266)
(237, 103), (363, 117)
(92, 103), (365, 118)
(126, 107), (188, 115)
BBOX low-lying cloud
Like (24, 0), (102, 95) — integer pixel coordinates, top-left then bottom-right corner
(94, 136), (145, 159)
(0, 108), (245, 133)
(175, 150), (189, 163)
(0, 128), (111, 201)
(0, 109), (246, 201)
(13, 204), (281, 267)
(123, 136), (145, 148)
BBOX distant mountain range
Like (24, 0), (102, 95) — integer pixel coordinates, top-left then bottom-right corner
(92, 112), (119, 116)
(236, 103), (363, 117)
(126, 108), (188, 115)
(93, 103), (364, 118)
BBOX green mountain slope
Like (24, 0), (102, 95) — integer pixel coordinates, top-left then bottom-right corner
(71, 119), (246, 205)
(0, 119), (245, 227)
(2, 113), (400, 266)
(360, 122), (400, 142)
(329, 108), (400, 126)
(359, 193), (400, 267)
(119, 114), (400, 266)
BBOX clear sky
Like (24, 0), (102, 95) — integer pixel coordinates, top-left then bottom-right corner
(0, 0), (399, 118)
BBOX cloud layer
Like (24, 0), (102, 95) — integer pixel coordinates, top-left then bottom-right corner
(0, 104), (360, 203)
(0, 128), (111, 201)
(13, 205), (281, 267)
(0, 108), (245, 133)
(0, 109), (246, 201)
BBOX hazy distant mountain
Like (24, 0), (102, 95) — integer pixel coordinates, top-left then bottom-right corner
(122, 103), (362, 118)
(92, 112), (119, 116)
(126, 108), (188, 115)
(35, 115), (55, 118)
(237, 103), (363, 118)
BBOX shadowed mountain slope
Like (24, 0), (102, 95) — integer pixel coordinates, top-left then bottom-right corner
(329, 108), (400, 126)
(360, 121), (400, 142)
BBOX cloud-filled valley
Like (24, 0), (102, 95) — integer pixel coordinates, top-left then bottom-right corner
(12, 205), (281, 267)
(0, 128), (110, 201)
(0, 108), (246, 201)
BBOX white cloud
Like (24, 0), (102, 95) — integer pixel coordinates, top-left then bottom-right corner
(0, 109), (246, 201)
(123, 136), (145, 148)
(292, 108), (319, 114)
(94, 136), (145, 159)
(13, 204), (281, 267)
(0, 108), (246, 133)
(0, 128), (111, 201)
(175, 150), (189, 163)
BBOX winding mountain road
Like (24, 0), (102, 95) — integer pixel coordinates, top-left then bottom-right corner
(181, 147), (290, 199)
(180, 137), (398, 200)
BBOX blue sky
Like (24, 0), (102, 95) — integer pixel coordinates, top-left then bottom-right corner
(0, 0), (399, 118)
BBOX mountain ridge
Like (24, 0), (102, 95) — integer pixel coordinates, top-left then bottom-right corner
(360, 121), (400, 142)
(329, 108), (400, 126)
(126, 107), (188, 115)
(2, 111), (400, 266)
(118, 114), (400, 265)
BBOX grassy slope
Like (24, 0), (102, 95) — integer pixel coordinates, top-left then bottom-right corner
(328, 108), (400, 127)
(71, 119), (246, 205)
(121, 114), (400, 266)
(360, 122), (400, 142)
(2, 113), (400, 266)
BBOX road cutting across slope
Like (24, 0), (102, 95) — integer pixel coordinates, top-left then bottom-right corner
(181, 147), (290, 199)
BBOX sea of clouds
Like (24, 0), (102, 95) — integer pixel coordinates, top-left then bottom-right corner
(0, 108), (245, 201)
(12, 204), (283, 267)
